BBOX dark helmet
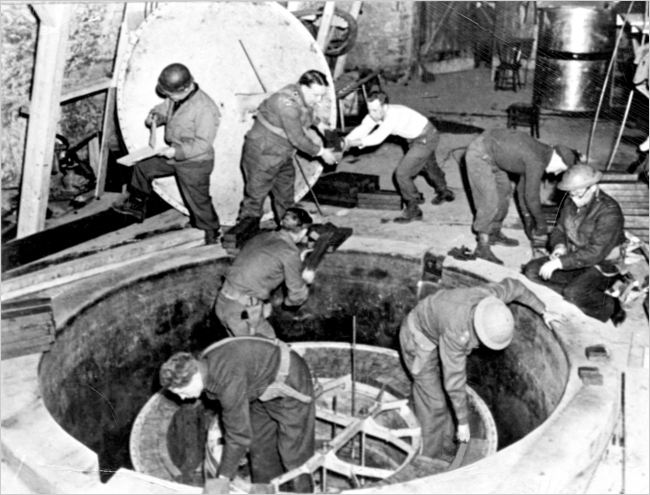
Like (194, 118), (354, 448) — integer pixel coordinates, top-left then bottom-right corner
(281, 207), (313, 232)
(156, 63), (194, 94)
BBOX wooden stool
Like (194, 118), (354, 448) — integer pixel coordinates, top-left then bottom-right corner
(507, 103), (540, 138)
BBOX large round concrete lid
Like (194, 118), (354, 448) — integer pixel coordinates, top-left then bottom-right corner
(116, 2), (335, 225)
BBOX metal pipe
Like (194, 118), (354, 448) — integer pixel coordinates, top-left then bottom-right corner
(239, 40), (266, 92)
(293, 156), (324, 217)
(586, 1), (635, 163)
(351, 315), (357, 417)
(606, 89), (635, 171)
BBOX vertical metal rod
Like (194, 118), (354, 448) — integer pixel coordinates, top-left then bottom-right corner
(322, 465), (327, 493)
(606, 89), (635, 171)
(586, 1), (634, 163)
(239, 39), (267, 92)
(331, 395), (337, 440)
(351, 315), (357, 417)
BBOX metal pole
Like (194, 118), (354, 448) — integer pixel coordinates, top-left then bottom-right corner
(351, 315), (357, 417)
(586, 1), (634, 163)
(294, 156), (325, 217)
(239, 40), (267, 92)
(606, 89), (635, 171)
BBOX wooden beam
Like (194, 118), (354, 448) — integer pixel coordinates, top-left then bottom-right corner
(30, 4), (55, 27)
(333, 2), (363, 79)
(19, 78), (112, 116)
(316, 2), (337, 53)
(17, 4), (72, 239)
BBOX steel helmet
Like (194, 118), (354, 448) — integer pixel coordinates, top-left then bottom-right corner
(156, 63), (194, 95)
(473, 296), (515, 350)
(557, 164), (602, 191)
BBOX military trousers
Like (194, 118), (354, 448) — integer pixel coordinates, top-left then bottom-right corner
(249, 352), (316, 492)
(399, 319), (456, 459)
(215, 292), (276, 339)
(465, 136), (512, 235)
(396, 123), (447, 203)
(239, 129), (296, 223)
(523, 257), (618, 322)
(131, 156), (220, 231)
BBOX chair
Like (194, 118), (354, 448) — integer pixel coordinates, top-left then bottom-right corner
(494, 41), (523, 92)
(507, 102), (540, 138)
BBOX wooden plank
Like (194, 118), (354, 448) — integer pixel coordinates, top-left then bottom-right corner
(333, 2), (363, 79)
(624, 217), (649, 228)
(599, 183), (648, 191)
(17, 5), (72, 238)
(624, 367), (649, 494)
(87, 135), (100, 176)
(1, 296), (52, 312)
(1, 338), (54, 360)
(2, 312), (52, 329)
(602, 173), (642, 182)
(19, 78), (112, 114)
(316, 2), (337, 53)
(2, 326), (54, 345)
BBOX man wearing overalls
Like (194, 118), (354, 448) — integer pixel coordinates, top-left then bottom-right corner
(159, 336), (315, 493)
(215, 207), (314, 339)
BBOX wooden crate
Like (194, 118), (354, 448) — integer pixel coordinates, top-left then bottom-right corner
(2, 297), (55, 360)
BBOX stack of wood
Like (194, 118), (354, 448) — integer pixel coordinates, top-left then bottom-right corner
(542, 172), (649, 242)
(309, 172), (380, 208)
(358, 190), (423, 211)
(1, 297), (55, 360)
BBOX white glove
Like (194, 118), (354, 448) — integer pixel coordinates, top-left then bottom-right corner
(539, 257), (562, 280)
(457, 423), (470, 443)
(302, 269), (315, 285)
(549, 244), (567, 260)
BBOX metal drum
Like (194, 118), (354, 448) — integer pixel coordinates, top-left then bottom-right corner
(116, 3), (335, 225)
(533, 7), (615, 111)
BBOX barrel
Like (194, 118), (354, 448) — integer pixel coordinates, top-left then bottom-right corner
(533, 7), (616, 111)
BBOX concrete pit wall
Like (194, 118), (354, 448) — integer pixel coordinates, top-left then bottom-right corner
(38, 250), (569, 481)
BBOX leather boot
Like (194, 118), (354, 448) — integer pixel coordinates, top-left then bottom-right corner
(431, 189), (455, 205)
(393, 201), (423, 223)
(204, 229), (221, 245)
(489, 230), (519, 247)
(112, 190), (147, 222)
(474, 233), (504, 265)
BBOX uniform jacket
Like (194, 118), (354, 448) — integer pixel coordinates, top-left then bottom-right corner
(482, 129), (554, 234)
(409, 278), (546, 424)
(224, 230), (309, 306)
(549, 190), (626, 273)
(150, 85), (221, 162)
(198, 338), (310, 479)
(251, 83), (321, 157)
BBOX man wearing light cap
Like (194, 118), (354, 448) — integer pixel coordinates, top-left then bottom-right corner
(464, 129), (579, 264)
(113, 63), (222, 245)
(399, 277), (565, 463)
(215, 207), (315, 339)
(523, 165), (627, 325)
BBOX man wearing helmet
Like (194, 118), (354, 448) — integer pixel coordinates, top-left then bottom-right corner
(237, 70), (338, 226)
(523, 165), (627, 326)
(215, 207), (315, 339)
(113, 63), (222, 245)
(399, 278), (565, 463)
(159, 337), (315, 493)
(464, 129), (579, 265)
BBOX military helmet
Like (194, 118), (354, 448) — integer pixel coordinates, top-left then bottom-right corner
(557, 164), (602, 191)
(473, 296), (515, 350)
(156, 63), (194, 95)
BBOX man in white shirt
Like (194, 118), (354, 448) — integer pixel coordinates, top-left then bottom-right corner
(344, 91), (454, 223)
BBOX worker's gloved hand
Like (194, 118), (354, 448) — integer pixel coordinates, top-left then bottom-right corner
(263, 302), (273, 319)
(320, 147), (338, 165)
(145, 112), (159, 127)
(539, 257), (562, 280)
(457, 423), (470, 443)
(542, 310), (568, 329)
(549, 243), (567, 260)
(203, 477), (230, 495)
(157, 146), (176, 159)
(302, 268), (315, 285)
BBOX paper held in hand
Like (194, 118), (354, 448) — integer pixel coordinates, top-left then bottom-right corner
(117, 146), (167, 166)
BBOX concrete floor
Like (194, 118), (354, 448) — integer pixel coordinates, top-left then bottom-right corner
(2, 67), (648, 493)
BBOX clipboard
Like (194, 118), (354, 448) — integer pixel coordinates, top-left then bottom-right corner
(117, 146), (167, 166)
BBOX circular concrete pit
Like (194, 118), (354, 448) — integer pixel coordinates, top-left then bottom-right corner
(36, 245), (596, 493)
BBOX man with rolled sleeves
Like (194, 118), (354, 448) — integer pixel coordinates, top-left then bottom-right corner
(159, 337), (316, 494)
(523, 165), (628, 325)
(238, 70), (338, 226)
(464, 129), (578, 265)
(113, 63), (222, 245)
(215, 207), (314, 339)
(399, 278), (565, 462)
(344, 91), (455, 224)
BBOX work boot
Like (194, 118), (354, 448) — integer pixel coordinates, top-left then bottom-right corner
(393, 201), (423, 224)
(204, 229), (221, 245)
(489, 230), (519, 247)
(431, 189), (455, 205)
(112, 191), (147, 222)
(610, 299), (627, 327)
(474, 233), (504, 265)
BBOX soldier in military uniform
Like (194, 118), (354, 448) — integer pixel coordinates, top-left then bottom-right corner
(238, 70), (338, 225)
(399, 278), (565, 463)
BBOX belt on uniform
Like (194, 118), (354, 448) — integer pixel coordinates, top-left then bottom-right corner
(406, 121), (437, 144)
(255, 112), (290, 140)
(201, 336), (313, 404)
(220, 280), (263, 307)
